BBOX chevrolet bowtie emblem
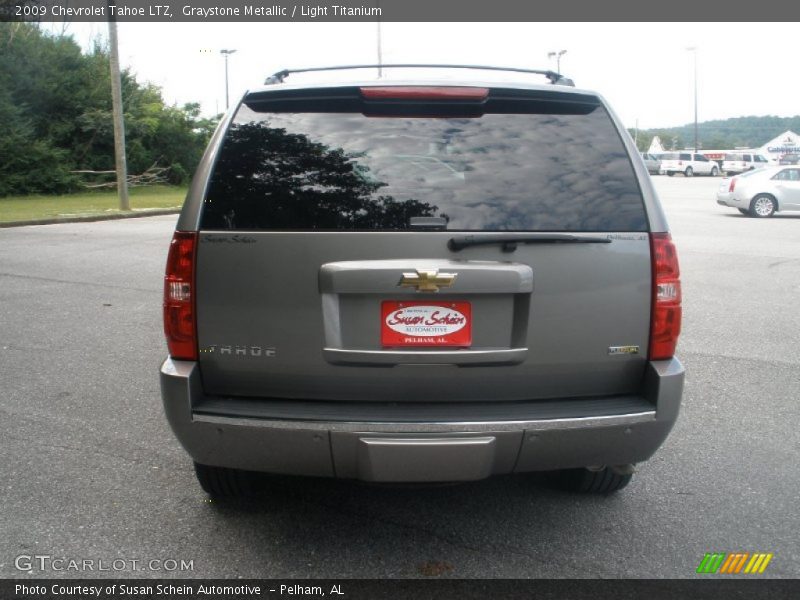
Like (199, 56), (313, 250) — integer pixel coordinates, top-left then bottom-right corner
(399, 269), (457, 293)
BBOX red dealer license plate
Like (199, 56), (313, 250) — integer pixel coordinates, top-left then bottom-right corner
(381, 301), (472, 347)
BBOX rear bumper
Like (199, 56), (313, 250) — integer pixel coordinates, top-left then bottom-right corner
(160, 357), (684, 482)
(717, 194), (748, 208)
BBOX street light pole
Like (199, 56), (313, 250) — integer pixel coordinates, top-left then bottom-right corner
(220, 49), (237, 110)
(376, 0), (382, 78)
(547, 49), (567, 75)
(687, 46), (698, 151)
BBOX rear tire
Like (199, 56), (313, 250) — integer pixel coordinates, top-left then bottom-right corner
(710, 166), (719, 176)
(552, 467), (633, 494)
(685, 167), (694, 177)
(749, 194), (776, 218)
(194, 462), (255, 497)
(667, 172), (674, 177)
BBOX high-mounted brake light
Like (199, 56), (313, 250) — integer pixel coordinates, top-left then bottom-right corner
(649, 233), (681, 360)
(360, 86), (489, 101)
(163, 231), (198, 361)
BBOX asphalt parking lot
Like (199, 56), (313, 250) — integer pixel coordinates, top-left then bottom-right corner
(1, 175), (798, 579)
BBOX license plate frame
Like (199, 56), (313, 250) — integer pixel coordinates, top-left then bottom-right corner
(381, 300), (472, 347)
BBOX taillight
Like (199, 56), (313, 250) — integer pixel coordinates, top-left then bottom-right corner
(163, 231), (198, 360)
(360, 86), (489, 100)
(649, 233), (681, 360)
(729, 178), (737, 193)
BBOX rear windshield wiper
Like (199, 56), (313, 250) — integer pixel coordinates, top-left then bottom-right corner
(448, 233), (612, 252)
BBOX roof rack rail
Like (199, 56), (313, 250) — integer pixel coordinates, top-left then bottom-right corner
(264, 64), (575, 87)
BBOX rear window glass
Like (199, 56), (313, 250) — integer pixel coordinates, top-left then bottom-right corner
(201, 93), (647, 232)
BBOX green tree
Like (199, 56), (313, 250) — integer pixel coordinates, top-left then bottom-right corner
(0, 86), (76, 195)
(0, 23), (218, 196)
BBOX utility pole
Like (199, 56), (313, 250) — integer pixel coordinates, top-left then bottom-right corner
(376, 1), (383, 78)
(687, 46), (698, 152)
(107, 8), (129, 211)
(547, 50), (567, 75)
(220, 49), (237, 110)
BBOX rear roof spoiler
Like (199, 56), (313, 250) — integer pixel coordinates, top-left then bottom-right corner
(264, 64), (575, 87)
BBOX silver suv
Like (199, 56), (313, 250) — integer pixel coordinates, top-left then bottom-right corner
(160, 65), (684, 496)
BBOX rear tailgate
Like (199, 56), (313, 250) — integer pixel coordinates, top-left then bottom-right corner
(194, 85), (652, 402)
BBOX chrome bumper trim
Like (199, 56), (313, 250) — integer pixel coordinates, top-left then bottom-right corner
(192, 410), (656, 433)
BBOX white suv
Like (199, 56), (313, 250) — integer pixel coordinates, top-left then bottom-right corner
(661, 152), (719, 177)
(722, 152), (770, 175)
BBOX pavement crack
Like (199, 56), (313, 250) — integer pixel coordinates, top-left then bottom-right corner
(767, 259), (800, 268)
(295, 491), (564, 566)
(308, 496), (616, 575)
(4, 433), (151, 468)
(0, 271), (157, 293)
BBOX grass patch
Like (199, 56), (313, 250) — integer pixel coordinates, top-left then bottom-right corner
(0, 186), (187, 223)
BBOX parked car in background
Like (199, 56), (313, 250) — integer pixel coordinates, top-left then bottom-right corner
(722, 152), (770, 175)
(779, 153), (799, 165)
(641, 152), (662, 175)
(160, 64), (685, 497)
(716, 166), (800, 217)
(661, 152), (719, 177)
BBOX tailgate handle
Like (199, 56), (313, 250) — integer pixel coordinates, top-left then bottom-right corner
(323, 347), (527, 367)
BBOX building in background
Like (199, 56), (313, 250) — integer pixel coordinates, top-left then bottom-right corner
(758, 131), (799, 162)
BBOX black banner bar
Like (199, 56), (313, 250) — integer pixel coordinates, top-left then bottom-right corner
(2, 0), (800, 22)
(2, 579), (800, 600)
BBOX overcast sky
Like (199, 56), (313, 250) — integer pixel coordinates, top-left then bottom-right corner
(57, 22), (797, 129)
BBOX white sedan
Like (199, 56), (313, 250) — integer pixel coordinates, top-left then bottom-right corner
(716, 166), (800, 217)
